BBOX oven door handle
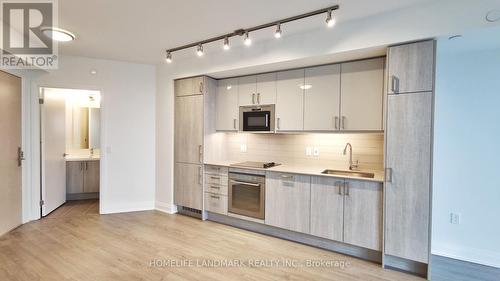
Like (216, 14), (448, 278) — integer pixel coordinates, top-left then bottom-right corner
(230, 180), (261, 187)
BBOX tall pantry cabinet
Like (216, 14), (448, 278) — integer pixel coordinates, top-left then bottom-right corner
(174, 76), (216, 211)
(384, 40), (435, 274)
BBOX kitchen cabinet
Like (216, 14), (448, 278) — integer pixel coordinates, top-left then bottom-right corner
(343, 179), (382, 251)
(340, 58), (384, 131)
(265, 172), (310, 234)
(310, 177), (344, 241)
(66, 160), (100, 194)
(238, 73), (276, 106)
(175, 77), (204, 97)
(174, 95), (203, 164)
(385, 91), (432, 263)
(216, 78), (239, 131)
(174, 162), (203, 210)
(388, 40), (434, 94)
(276, 69), (305, 131)
(310, 176), (382, 250)
(303, 64), (341, 131)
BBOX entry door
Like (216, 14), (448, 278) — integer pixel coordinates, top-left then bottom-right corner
(41, 88), (67, 216)
(0, 70), (22, 235)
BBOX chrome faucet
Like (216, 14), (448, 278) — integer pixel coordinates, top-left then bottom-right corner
(343, 143), (359, 170)
(90, 148), (94, 156)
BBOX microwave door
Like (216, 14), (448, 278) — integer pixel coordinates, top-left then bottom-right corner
(243, 111), (271, 131)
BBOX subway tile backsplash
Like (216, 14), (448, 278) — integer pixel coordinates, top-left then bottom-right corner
(213, 132), (384, 171)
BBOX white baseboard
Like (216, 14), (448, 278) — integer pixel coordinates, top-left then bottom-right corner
(432, 245), (500, 269)
(155, 201), (178, 214)
(100, 201), (155, 214)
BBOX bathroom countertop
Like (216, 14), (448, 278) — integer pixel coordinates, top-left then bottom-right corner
(65, 155), (100, 162)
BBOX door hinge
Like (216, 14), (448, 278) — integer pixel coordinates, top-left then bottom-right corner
(39, 200), (44, 206)
(39, 98), (44, 104)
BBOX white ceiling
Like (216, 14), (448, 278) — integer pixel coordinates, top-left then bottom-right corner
(58, 0), (433, 64)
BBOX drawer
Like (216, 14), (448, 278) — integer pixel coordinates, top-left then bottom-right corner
(205, 183), (228, 195)
(204, 192), (227, 215)
(205, 174), (228, 186)
(205, 165), (228, 176)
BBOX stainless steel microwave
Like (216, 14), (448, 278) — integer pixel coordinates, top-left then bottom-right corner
(239, 104), (275, 132)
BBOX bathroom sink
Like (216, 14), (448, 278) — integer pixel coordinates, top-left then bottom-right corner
(321, 169), (375, 179)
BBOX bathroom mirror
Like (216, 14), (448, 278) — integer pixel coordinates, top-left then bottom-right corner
(71, 106), (100, 150)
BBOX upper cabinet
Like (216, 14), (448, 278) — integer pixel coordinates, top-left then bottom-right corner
(238, 73), (276, 106)
(388, 40), (434, 94)
(340, 58), (385, 131)
(216, 78), (239, 131)
(304, 64), (341, 131)
(175, 77), (204, 96)
(276, 69), (305, 131)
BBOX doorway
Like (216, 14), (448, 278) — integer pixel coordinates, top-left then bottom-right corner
(0, 70), (22, 235)
(40, 87), (102, 217)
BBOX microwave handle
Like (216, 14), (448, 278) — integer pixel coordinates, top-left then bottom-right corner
(265, 115), (269, 127)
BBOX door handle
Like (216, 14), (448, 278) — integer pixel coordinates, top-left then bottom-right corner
(391, 75), (399, 93)
(257, 93), (261, 104)
(17, 147), (25, 167)
(198, 166), (202, 185)
(198, 145), (203, 163)
(341, 116), (346, 130)
(385, 168), (393, 183)
(335, 181), (343, 195)
(252, 93), (255, 104)
(344, 181), (349, 196)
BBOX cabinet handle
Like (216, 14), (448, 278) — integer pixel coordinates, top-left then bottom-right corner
(210, 195), (220, 199)
(335, 181), (343, 195)
(344, 182), (349, 196)
(85, 162), (88, 170)
(210, 186), (221, 189)
(281, 174), (294, 180)
(210, 176), (220, 180)
(80, 162), (83, 171)
(257, 93), (261, 104)
(252, 93), (255, 104)
(230, 180), (261, 187)
(233, 119), (237, 130)
(199, 81), (204, 93)
(334, 116), (339, 130)
(198, 166), (202, 184)
(385, 168), (393, 183)
(341, 116), (346, 130)
(277, 117), (281, 130)
(198, 145), (203, 163)
(391, 75), (399, 93)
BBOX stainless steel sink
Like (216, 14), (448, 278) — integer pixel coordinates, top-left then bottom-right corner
(321, 169), (375, 179)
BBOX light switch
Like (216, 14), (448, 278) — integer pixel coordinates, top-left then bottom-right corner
(450, 213), (461, 224)
(240, 144), (247, 153)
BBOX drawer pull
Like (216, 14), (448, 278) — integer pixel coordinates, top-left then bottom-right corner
(210, 195), (220, 199)
(209, 186), (221, 189)
(210, 176), (220, 180)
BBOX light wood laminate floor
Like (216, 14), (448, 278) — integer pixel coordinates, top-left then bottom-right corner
(0, 200), (424, 281)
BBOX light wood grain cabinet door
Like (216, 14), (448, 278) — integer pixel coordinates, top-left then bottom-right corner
(175, 78), (193, 97)
(385, 92), (432, 263)
(174, 163), (203, 209)
(265, 172), (310, 234)
(388, 40), (434, 94)
(310, 176), (344, 242)
(216, 78), (239, 131)
(276, 69), (304, 131)
(256, 73), (277, 105)
(340, 58), (384, 131)
(304, 64), (341, 131)
(174, 95), (203, 164)
(66, 161), (84, 194)
(83, 161), (100, 193)
(238, 75), (257, 106)
(343, 180), (382, 251)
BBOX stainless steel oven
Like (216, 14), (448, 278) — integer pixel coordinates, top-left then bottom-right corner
(239, 104), (275, 132)
(228, 172), (265, 220)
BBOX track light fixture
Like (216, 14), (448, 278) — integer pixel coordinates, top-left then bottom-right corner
(165, 51), (172, 63)
(196, 44), (204, 56)
(274, 23), (282, 39)
(223, 37), (230, 50)
(164, 5), (339, 63)
(326, 9), (336, 28)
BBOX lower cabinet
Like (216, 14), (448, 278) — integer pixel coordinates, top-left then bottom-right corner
(265, 172), (311, 234)
(203, 165), (228, 215)
(204, 193), (227, 215)
(66, 160), (100, 194)
(310, 176), (382, 251)
(174, 162), (203, 210)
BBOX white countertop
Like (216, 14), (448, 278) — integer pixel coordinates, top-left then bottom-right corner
(204, 160), (384, 183)
(65, 155), (100, 162)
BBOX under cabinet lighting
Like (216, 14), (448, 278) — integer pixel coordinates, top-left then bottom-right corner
(300, 84), (312, 90)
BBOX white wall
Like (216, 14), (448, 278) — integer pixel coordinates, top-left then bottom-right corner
(30, 55), (156, 216)
(155, 0), (500, 212)
(432, 31), (500, 268)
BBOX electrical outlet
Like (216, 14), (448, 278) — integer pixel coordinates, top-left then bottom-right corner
(306, 147), (312, 156)
(313, 147), (320, 156)
(450, 213), (461, 225)
(240, 144), (247, 153)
